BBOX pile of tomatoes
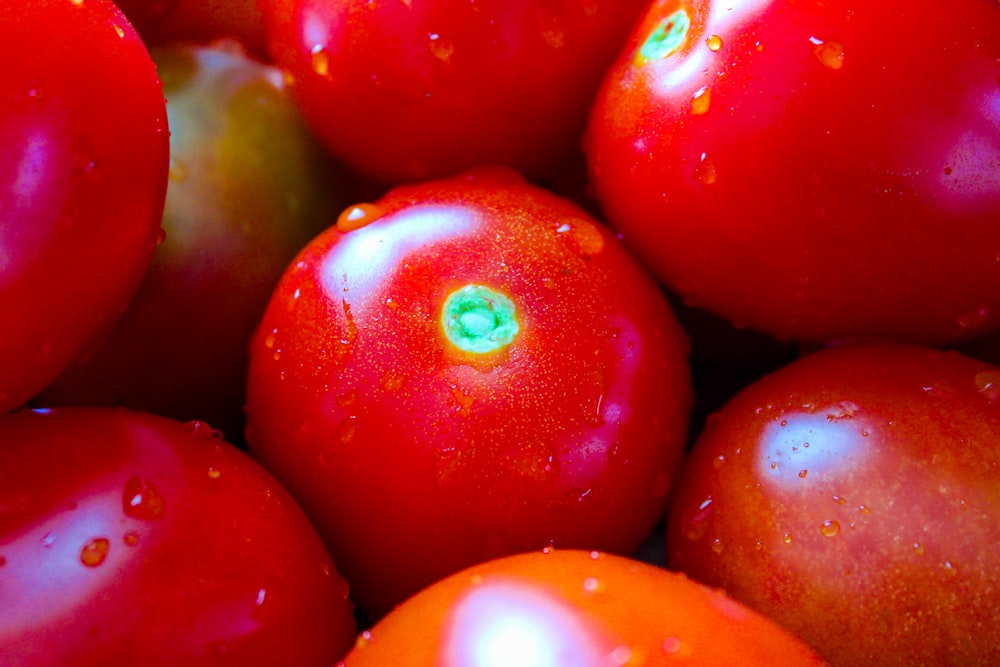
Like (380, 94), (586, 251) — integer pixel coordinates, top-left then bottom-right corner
(2, 0), (998, 665)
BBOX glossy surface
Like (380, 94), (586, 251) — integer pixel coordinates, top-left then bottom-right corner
(245, 167), (693, 616)
(0, 408), (356, 666)
(586, 0), (1000, 344)
(341, 549), (828, 666)
(259, 0), (649, 184)
(667, 342), (1000, 666)
(113, 0), (268, 59)
(0, 0), (169, 412)
(38, 41), (345, 443)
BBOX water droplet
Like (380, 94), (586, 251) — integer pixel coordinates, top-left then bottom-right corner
(798, 469), (808, 478)
(80, 537), (110, 567)
(809, 36), (845, 69)
(336, 203), (384, 232)
(582, 576), (605, 594)
(942, 560), (958, 576)
(690, 86), (712, 115)
(310, 45), (332, 77)
(682, 498), (713, 541)
(255, 588), (267, 606)
(705, 34), (723, 51)
(428, 33), (455, 61)
(555, 217), (605, 256)
(589, 550), (601, 560)
(122, 476), (167, 520)
(710, 537), (725, 554)
(123, 531), (140, 547)
(264, 328), (278, 349)
(207, 467), (221, 480)
(832, 494), (847, 505)
(782, 532), (793, 544)
(113, 23), (125, 39)
(913, 542), (926, 556)
(858, 504), (871, 514)
(975, 369), (1000, 402)
(694, 152), (718, 184)
(713, 454), (727, 469)
(662, 637), (683, 654)
(958, 305), (989, 330)
(186, 420), (224, 439)
(820, 520), (840, 537)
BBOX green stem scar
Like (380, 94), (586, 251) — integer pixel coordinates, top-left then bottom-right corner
(442, 284), (519, 354)
(639, 9), (691, 62)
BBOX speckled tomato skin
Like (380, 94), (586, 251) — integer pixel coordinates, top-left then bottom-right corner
(667, 342), (1000, 666)
(340, 549), (828, 666)
(0, 408), (356, 666)
(245, 167), (693, 617)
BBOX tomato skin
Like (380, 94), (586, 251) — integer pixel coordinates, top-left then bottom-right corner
(259, 0), (649, 184)
(666, 342), (1000, 666)
(340, 549), (827, 666)
(586, 0), (1000, 345)
(0, 408), (356, 666)
(0, 0), (169, 412)
(245, 167), (693, 616)
(36, 41), (346, 444)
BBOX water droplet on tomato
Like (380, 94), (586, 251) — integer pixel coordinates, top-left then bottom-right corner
(713, 454), (727, 469)
(123, 531), (140, 547)
(912, 542), (926, 556)
(662, 637), (684, 655)
(122, 476), (166, 520)
(694, 152), (718, 184)
(336, 203), (384, 232)
(41, 532), (56, 548)
(310, 45), (332, 77)
(682, 498), (713, 541)
(264, 328), (278, 349)
(798, 469), (809, 478)
(207, 467), (222, 480)
(186, 420), (224, 439)
(710, 537), (725, 554)
(820, 520), (840, 537)
(555, 217), (605, 256)
(809, 36), (845, 69)
(705, 34), (723, 51)
(428, 33), (455, 61)
(80, 537), (110, 567)
(782, 532), (793, 544)
(690, 86), (712, 115)
(974, 369), (1000, 402)
(582, 576), (605, 594)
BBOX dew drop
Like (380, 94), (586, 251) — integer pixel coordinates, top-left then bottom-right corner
(207, 467), (222, 480)
(337, 203), (384, 232)
(713, 454), (727, 469)
(123, 531), (140, 547)
(41, 532), (56, 548)
(858, 504), (871, 514)
(782, 532), (793, 544)
(690, 86), (712, 115)
(975, 369), (1000, 402)
(682, 498), (713, 541)
(582, 576), (605, 594)
(310, 44), (332, 77)
(820, 520), (840, 537)
(122, 476), (167, 520)
(695, 152), (718, 184)
(832, 494), (847, 505)
(428, 33), (455, 61)
(264, 328), (278, 349)
(809, 36), (845, 69)
(710, 537), (725, 554)
(80, 537), (110, 567)
(913, 542), (926, 556)
(798, 469), (808, 478)
(705, 34), (723, 51)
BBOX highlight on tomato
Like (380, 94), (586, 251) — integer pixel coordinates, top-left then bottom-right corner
(245, 166), (693, 616)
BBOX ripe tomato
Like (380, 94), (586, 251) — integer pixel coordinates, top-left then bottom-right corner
(0, 408), (356, 666)
(667, 342), (1000, 666)
(586, 0), (1000, 345)
(245, 167), (693, 616)
(340, 549), (827, 665)
(258, 0), (649, 184)
(0, 0), (169, 412)
(37, 40), (347, 444)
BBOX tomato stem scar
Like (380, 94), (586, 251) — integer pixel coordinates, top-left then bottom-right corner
(441, 284), (519, 354)
(638, 9), (691, 62)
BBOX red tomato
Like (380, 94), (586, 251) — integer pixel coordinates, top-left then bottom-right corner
(340, 549), (827, 666)
(666, 342), (1000, 666)
(36, 41), (346, 444)
(0, 0), (169, 412)
(258, 0), (649, 184)
(245, 167), (693, 616)
(586, 0), (1000, 345)
(0, 407), (356, 666)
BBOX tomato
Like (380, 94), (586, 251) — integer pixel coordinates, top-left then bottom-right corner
(113, 0), (268, 60)
(340, 549), (827, 665)
(245, 167), (693, 616)
(585, 0), (1000, 345)
(258, 0), (649, 185)
(0, 408), (356, 665)
(666, 342), (1000, 666)
(0, 0), (169, 413)
(36, 40), (347, 444)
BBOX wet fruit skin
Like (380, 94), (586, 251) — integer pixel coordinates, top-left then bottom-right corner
(585, 0), (1000, 345)
(666, 342), (1000, 666)
(0, 0), (169, 412)
(0, 408), (356, 666)
(339, 549), (828, 666)
(245, 167), (693, 617)
(258, 0), (650, 185)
